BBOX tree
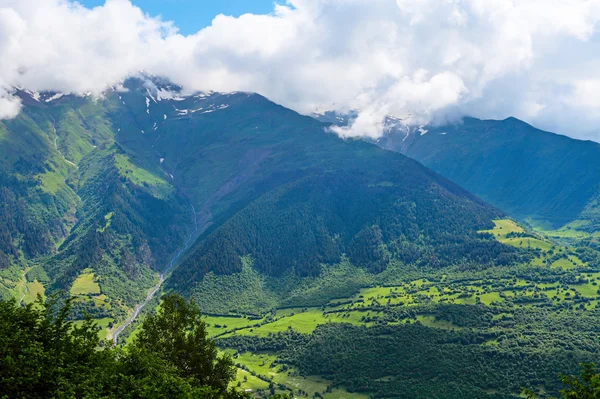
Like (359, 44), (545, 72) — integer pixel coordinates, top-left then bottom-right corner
(133, 293), (240, 398)
(524, 363), (600, 399)
(0, 296), (108, 398)
(0, 294), (250, 398)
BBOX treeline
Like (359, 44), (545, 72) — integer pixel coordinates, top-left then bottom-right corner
(219, 321), (596, 399)
(0, 294), (250, 398)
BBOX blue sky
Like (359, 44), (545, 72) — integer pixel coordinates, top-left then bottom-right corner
(78, 0), (277, 35)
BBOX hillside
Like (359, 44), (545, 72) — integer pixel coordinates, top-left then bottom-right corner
(0, 78), (525, 317)
(143, 86), (522, 302)
(3, 79), (591, 398)
(0, 86), (192, 317)
(375, 116), (600, 232)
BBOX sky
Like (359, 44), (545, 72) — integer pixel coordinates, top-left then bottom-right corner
(77, 0), (277, 35)
(2, 0), (600, 140)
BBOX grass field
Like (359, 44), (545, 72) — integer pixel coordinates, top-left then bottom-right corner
(97, 212), (114, 233)
(204, 315), (264, 337)
(229, 351), (368, 398)
(481, 219), (525, 237)
(503, 237), (552, 250)
(416, 315), (459, 330)
(538, 220), (600, 239)
(481, 219), (554, 251)
(114, 153), (172, 198)
(23, 280), (45, 303)
(233, 310), (335, 337)
(73, 317), (113, 340)
(38, 170), (66, 195)
(70, 269), (101, 296)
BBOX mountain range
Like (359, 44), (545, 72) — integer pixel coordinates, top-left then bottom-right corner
(3, 77), (600, 398)
(380, 116), (600, 233)
(0, 78), (517, 312)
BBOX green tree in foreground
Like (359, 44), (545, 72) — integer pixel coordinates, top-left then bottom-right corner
(0, 294), (247, 399)
(134, 294), (237, 396)
(524, 363), (600, 399)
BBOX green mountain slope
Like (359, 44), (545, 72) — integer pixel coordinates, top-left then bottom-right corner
(135, 88), (523, 302)
(0, 89), (191, 317)
(379, 117), (600, 231)
(0, 79), (522, 314)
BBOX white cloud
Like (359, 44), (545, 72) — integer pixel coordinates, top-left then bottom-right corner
(2, 0), (600, 139)
(0, 91), (21, 119)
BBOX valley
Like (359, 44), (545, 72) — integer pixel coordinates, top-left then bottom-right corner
(115, 219), (600, 398)
(2, 80), (600, 398)
(4, 2), (600, 398)
(112, 203), (199, 343)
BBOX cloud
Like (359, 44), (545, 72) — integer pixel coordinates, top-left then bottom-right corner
(0, 91), (20, 119)
(2, 0), (600, 140)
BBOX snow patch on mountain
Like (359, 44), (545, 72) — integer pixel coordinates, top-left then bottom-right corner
(156, 88), (185, 101)
(45, 93), (65, 102)
(24, 90), (41, 101)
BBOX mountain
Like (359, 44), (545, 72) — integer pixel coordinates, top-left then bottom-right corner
(0, 86), (193, 319)
(365, 116), (600, 232)
(100, 79), (521, 309)
(0, 78), (521, 313)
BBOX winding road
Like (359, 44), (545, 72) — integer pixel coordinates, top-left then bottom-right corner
(112, 205), (199, 344)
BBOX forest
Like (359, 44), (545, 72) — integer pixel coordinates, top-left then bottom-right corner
(0, 294), (254, 399)
(2, 291), (599, 399)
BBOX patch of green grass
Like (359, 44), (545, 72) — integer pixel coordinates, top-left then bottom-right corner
(97, 212), (114, 233)
(550, 258), (581, 270)
(204, 315), (263, 338)
(502, 237), (552, 251)
(480, 219), (525, 236)
(235, 309), (330, 336)
(574, 275), (600, 297)
(23, 280), (45, 303)
(73, 317), (113, 341)
(114, 153), (172, 198)
(416, 315), (459, 330)
(55, 108), (96, 164)
(326, 311), (369, 326)
(234, 368), (270, 392)
(38, 171), (65, 194)
(70, 270), (101, 296)
(480, 219), (554, 252)
(229, 351), (368, 398)
(541, 220), (599, 238)
(479, 292), (502, 305)
(575, 283), (598, 297)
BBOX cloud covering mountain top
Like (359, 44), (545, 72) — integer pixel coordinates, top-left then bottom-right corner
(2, 0), (600, 140)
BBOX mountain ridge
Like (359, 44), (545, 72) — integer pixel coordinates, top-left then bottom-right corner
(0, 78), (521, 316)
(313, 111), (600, 232)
